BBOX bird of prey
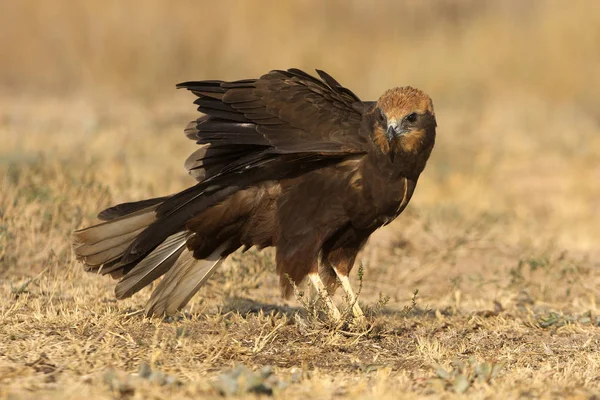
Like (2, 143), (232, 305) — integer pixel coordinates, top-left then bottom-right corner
(72, 68), (436, 319)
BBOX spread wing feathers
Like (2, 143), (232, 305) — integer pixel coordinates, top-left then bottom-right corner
(184, 144), (269, 182)
(144, 243), (227, 316)
(178, 69), (370, 182)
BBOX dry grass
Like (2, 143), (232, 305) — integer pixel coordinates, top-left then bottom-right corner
(1, 1), (600, 398)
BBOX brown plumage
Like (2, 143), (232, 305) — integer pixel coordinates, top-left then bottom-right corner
(72, 68), (436, 317)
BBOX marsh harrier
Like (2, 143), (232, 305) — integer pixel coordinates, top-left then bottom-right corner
(73, 69), (436, 319)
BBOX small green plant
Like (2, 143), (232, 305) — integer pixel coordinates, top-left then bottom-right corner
(288, 274), (341, 330)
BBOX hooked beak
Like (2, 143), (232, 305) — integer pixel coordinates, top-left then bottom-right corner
(385, 121), (404, 142)
(386, 121), (404, 163)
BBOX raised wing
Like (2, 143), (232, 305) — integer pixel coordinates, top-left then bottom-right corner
(177, 68), (371, 182)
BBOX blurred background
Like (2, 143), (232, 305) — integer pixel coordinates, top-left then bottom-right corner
(1, 0), (599, 304)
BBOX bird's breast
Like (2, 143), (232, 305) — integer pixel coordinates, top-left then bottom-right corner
(347, 163), (416, 229)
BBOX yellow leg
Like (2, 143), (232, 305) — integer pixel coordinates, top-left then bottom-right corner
(308, 273), (341, 320)
(333, 267), (364, 319)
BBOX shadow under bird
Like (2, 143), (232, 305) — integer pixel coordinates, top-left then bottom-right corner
(72, 68), (437, 319)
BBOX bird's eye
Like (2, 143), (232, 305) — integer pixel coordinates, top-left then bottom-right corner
(405, 113), (418, 123)
(376, 108), (386, 124)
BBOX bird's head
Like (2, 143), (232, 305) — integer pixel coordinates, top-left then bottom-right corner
(371, 87), (436, 162)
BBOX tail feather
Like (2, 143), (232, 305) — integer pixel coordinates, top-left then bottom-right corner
(144, 243), (227, 316)
(73, 228), (144, 258)
(73, 205), (158, 246)
(114, 231), (190, 299)
(73, 197), (230, 316)
(81, 242), (131, 267)
(72, 204), (159, 270)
